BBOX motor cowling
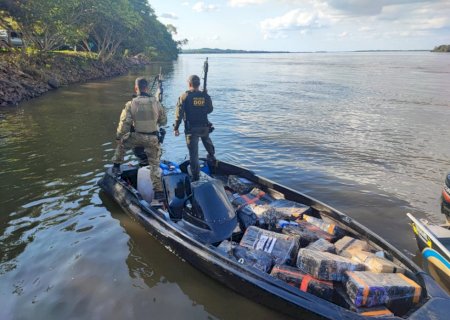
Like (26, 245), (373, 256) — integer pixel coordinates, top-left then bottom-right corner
(181, 178), (237, 244)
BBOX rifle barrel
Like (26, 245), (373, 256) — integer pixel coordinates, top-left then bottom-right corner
(203, 57), (209, 92)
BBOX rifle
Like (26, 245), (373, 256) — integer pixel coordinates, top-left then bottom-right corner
(149, 67), (166, 143)
(150, 67), (164, 102)
(157, 66), (163, 102)
(156, 67), (166, 142)
(202, 57), (214, 133)
(203, 57), (208, 93)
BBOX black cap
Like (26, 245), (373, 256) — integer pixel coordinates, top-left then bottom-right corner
(135, 77), (148, 93)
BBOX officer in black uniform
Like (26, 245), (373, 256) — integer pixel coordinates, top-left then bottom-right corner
(173, 75), (215, 181)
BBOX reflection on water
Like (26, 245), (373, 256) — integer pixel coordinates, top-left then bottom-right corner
(1, 52), (450, 318)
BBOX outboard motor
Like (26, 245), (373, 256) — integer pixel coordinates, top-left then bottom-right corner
(180, 179), (237, 244)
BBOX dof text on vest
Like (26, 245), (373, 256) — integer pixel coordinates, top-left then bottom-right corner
(130, 96), (159, 133)
(184, 91), (209, 128)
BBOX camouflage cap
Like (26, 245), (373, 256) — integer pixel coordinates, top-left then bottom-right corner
(187, 75), (201, 87)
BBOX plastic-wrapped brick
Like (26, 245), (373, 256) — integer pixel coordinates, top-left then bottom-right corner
(227, 175), (257, 194)
(335, 236), (370, 258)
(240, 226), (300, 265)
(216, 240), (238, 256)
(282, 225), (319, 247)
(303, 214), (345, 237)
(233, 245), (273, 273)
(250, 199), (311, 221)
(297, 249), (365, 281)
(231, 188), (275, 208)
(349, 249), (405, 274)
(306, 238), (336, 253)
(270, 264), (336, 302)
(236, 205), (258, 230)
(283, 220), (337, 246)
(345, 271), (422, 308)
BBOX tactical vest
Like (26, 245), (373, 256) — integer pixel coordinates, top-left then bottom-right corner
(183, 91), (209, 128)
(130, 95), (159, 133)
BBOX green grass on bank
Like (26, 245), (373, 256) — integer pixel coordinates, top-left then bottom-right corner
(49, 50), (99, 59)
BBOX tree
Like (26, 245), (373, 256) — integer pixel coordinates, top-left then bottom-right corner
(1, 0), (179, 61)
(432, 45), (450, 52)
(119, 0), (179, 60)
(83, 0), (140, 61)
(4, 0), (91, 51)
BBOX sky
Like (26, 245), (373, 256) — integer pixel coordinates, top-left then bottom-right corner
(149, 0), (450, 51)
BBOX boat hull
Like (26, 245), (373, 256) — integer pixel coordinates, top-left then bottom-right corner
(409, 213), (450, 294)
(99, 162), (450, 319)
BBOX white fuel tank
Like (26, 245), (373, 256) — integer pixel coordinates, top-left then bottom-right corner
(137, 166), (154, 203)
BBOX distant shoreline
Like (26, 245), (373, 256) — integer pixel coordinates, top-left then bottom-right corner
(181, 48), (431, 54)
(181, 49), (289, 54)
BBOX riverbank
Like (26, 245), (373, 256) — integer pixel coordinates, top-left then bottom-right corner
(0, 52), (150, 107)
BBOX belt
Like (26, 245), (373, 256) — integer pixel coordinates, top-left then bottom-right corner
(136, 131), (158, 135)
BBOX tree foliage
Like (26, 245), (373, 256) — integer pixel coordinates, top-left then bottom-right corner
(432, 45), (450, 52)
(1, 0), (180, 61)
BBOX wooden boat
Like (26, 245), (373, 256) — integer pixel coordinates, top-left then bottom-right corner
(98, 159), (450, 319)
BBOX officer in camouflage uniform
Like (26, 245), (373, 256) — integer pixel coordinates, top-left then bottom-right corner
(112, 77), (167, 195)
(173, 75), (215, 181)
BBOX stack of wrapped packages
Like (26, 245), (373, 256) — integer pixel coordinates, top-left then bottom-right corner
(220, 175), (422, 317)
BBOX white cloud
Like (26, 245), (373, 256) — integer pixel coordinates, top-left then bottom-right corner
(380, 1), (450, 30)
(182, 1), (190, 5)
(359, 26), (374, 32)
(320, 0), (442, 16)
(338, 31), (348, 37)
(228, 0), (267, 7)
(260, 9), (332, 38)
(160, 13), (178, 20)
(211, 35), (221, 40)
(326, 0), (384, 15)
(193, 2), (219, 12)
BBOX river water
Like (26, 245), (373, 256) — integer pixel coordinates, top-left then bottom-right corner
(1, 52), (449, 319)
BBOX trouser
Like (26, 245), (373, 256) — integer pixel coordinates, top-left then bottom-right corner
(185, 126), (215, 181)
(133, 147), (148, 166)
(112, 132), (162, 191)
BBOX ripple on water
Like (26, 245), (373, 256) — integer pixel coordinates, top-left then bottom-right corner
(1, 52), (450, 319)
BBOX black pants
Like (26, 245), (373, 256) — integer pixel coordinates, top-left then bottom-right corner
(185, 127), (215, 181)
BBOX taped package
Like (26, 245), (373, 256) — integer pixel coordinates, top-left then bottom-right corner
(335, 236), (370, 258)
(251, 199), (311, 221)
(349, 249), (405, 274)
(270, 264), (336, 302)
(306, 238), (336, 253)
(296, 249), (365, 281)
(240, 226), (300, 265)
(227, 175), (257, 194)
(283, 220), (338, 246)
(233, 245), (274, 273)
(303, 214), (344, 237)
(345, 271), (421, 308)
(231, 188), (275, 208)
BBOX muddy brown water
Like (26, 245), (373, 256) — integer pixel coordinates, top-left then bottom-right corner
(1, 52), (450, 319)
